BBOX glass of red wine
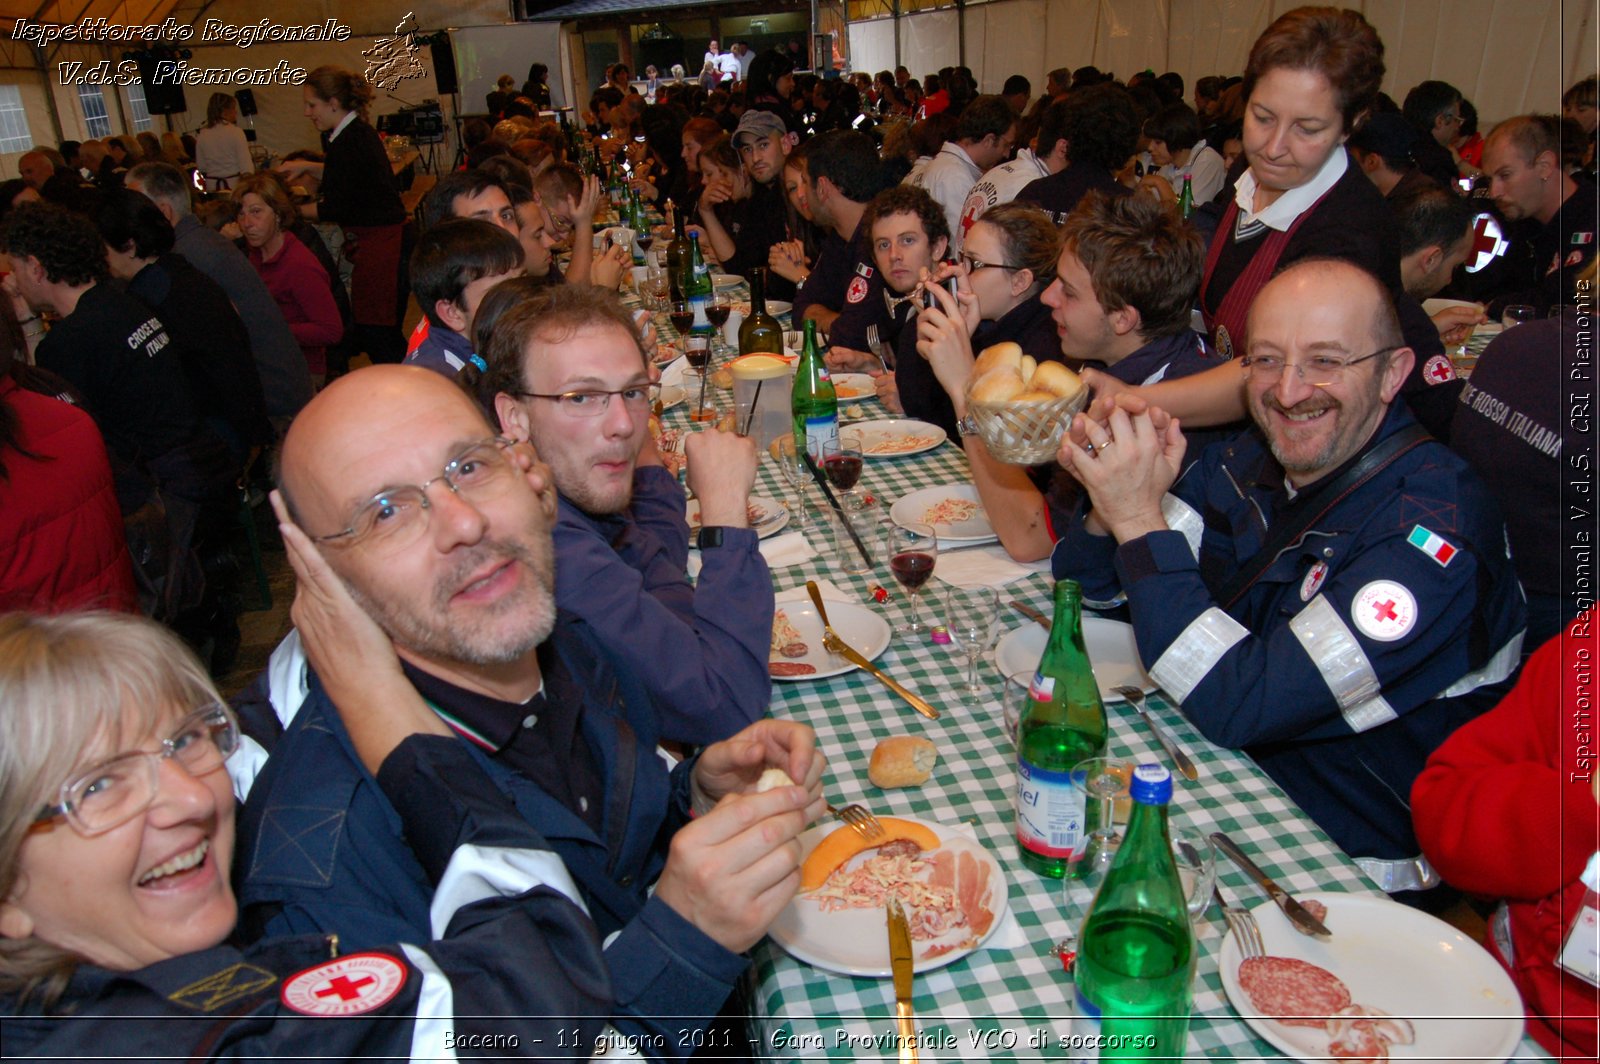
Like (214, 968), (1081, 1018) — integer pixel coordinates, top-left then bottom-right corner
(884, 520), (939, 636)
(668, 301), (694, 343)
(821, 432), (864, 502)
(705, 297), (732, 357)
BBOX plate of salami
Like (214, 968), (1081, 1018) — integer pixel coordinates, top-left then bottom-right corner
(767, 600), (891, 682)
(890, 483), (996, 544)
(770, 816), (1010, 976)
(1218, 892), (1523, 1063)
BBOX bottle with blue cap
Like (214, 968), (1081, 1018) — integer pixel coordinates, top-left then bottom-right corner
(1072, 764), (1196, 1060)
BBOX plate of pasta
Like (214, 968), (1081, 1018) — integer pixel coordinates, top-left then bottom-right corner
(890, 484), (996, 545)
(852, 419), (948, 458)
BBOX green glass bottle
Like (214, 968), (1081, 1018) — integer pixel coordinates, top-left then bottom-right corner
(1015, 579), (1108, 878)
(666, 209), (688, 303)
(1177, 173), (1194, 221)
(739, 268), (785, 355)
(791, 318), (838, 458)
(686, 233), (713, 333)
(628, 187), (646, 265)
(1073, 764), (1196, 1060)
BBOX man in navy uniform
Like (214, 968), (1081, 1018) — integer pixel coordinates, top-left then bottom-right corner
(1053, 258), (1525, 904)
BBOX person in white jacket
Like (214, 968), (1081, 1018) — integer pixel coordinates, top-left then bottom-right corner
(193, 92), (255, 192)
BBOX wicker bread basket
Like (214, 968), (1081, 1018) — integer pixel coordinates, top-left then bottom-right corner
(965, 388), (1088, 464)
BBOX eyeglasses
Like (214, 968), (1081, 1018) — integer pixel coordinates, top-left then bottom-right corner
(512, 386), (653, 418)
(1240, 346), (1397, 386)
(959, 251), (1017, 273)
(314, 437), (520, 554)
(34, 704), (239, 837)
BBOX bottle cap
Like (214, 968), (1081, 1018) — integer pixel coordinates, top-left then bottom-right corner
(1129, 763), (1173, 805)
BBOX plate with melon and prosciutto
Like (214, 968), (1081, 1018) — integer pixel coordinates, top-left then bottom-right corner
(769, 816), (1009, 976)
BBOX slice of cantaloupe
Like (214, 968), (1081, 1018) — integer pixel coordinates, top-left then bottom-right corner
(799, 817), (940, 892)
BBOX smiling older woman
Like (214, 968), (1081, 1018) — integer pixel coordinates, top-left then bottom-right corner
(0, 608), (611, 1057)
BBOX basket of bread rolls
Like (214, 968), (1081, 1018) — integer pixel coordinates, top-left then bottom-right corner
(964, 341), (1089, 464)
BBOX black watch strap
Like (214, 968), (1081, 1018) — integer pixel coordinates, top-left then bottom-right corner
(695, 526), (727, 550)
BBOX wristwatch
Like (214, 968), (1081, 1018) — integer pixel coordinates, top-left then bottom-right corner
(957, 414), (980, 438)
(695, 527), (726, 550)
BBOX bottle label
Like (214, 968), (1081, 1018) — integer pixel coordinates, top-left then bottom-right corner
(803, 415), (839, 457)
(1016, 759), (1085, 860)
(1029, 673), (1055, 701)
(690, 292), (710, 329)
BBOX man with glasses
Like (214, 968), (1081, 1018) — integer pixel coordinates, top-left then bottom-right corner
(1401, 80), (1466, 188)
(238, 363), (820, 1053)
(483, 284), (774, 745)
(1052, 258), (1525, 907)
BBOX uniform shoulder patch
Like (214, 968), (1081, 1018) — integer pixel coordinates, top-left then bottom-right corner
(1300, 561), (1329, 601)
(1351, 580), (1418, 642)
(1422, 354), (1457, 385)
(845, 275), (869, 304)
(169, 963), (278, 1012)
(1406, 524), (1457, 567)
(280, 952), (408, 1016)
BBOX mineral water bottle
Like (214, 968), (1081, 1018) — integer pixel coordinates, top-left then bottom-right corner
(1073, 764), (1196, 1060)
(1015, 579), (1107, 878)
(687, 234), (713, 332)
(790, 318), (837, 458)
(1178, 173), (1194, 220)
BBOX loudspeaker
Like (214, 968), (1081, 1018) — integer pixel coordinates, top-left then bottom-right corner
(135, 54), (187, 114)
(235, 88), (257, 116)
(430, 37), (458, 95)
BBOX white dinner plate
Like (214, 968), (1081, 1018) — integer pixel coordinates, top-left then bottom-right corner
(831, 373), (877, 402)
(890, 484), (996, 545)
(767, 300), (793, 317)
(657, 383), (686, 411)
(685, 495), (789, 539)
(712, 272), (743, 290)
(768, 599), (891, 682)
(1218, 893), (1523, 1063)
(769, 816), (1010, 977)
(852, 418), (948, 458)
(993, 617), (1154, 702)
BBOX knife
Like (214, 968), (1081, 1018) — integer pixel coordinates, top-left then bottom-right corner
(807, 581), (938, 720)
(1010, 600), (1050, 631)
(1210, 832), (1332, 939)
(887, 898), (920, 1063)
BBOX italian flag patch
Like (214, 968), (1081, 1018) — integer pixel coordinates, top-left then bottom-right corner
(1407, 525), (1457, 567)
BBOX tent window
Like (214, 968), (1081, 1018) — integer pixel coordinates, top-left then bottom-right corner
(0, 86), (31, 154)
(127, 83), (152, 132)
(78, 85), (111, 138)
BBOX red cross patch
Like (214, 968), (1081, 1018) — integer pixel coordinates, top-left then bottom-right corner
(1351, 580), (1417, 642)
(280, 952), (407, 1016)
(1423, 354), (1457, 385)
(845, 276), (869, 304)
(1300, 561), (1329, 601)
(1465, 212), (1508, 273)
(1567, 249), (1586, 269)
(960, 191), (986, 235)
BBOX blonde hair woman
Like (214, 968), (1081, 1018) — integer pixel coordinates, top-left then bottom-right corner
(193, 92), (254, 192)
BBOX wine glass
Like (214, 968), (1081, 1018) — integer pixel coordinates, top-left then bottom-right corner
(1501, 304), (1537, 330)
(1071, 757), (1133, 894)
(668, 301), (694, 342)
(706, 297), (732, 358)
(774, 436), (815, 532)
(944, 585), (1000, 704)
(644, 261), (669, 310)
(820, 431), (864, 502)
(884, 521), (938, 636)
(1169, 827), (1216, 920)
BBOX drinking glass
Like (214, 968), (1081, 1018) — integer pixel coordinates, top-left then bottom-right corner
(706, 297), (733, 358)
(1501, 304), (1537, 330)
(1071, 757), (1134, 894)
(945, 585), (1000, 704)
(820, 431), (864, 503)
(1169, 827), (1216, 919)
(644, 262), (669, 310)
(884, 521), (938, 636)
(1003, 672), (1031, 748)
(828, 494), (878, 577)
(775, 437), (815, 532)
(668, 301), (694, 341)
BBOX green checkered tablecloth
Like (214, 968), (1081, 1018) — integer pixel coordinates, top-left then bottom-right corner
(647, 284), (1548, 1063)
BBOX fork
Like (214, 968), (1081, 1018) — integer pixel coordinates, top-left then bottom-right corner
(826, 801), (886, 841)
(1112, 685), (1199, 781)
(866, 323), (894, 371)
(1213, 880), (1265, 959)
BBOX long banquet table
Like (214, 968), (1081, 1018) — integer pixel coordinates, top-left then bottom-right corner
(639, 284), (1550, 1063)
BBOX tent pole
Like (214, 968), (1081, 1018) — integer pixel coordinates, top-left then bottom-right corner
(892, 0), (900, 69)
(956, 0), (965, 67)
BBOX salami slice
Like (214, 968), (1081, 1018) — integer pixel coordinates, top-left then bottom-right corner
(780, 641), (809, 658)
(769, 660), (817, 677)
(1238, 956), (1351, 1028)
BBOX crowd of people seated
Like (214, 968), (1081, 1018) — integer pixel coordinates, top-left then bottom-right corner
(0, 12), (1594, 1059)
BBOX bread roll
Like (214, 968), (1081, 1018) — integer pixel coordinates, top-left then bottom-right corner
(1019, 354), (1038, 383)
(1031, 360), (1085, 401)
(973, 341), (1024, 378)
(868, 736), (938, 788)
(1014, 389), (1058, 403)
(969, 367), (1026, 403)
(756, 767), (797, 792)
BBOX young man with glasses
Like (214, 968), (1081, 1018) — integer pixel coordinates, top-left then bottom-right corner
(1052, 257), (1526, 907)
(239, 363), (821, 1053)
(481, 284), (774, 745)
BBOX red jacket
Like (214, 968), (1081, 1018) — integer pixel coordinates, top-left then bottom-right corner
(0, 376), (137, 612)
(248, 232), (343, 376)
(1413, 614), (1599, 1060)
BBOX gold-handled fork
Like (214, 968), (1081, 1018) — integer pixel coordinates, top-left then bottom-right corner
(826, 802), (886, 841)
(806, 581), (939, 720)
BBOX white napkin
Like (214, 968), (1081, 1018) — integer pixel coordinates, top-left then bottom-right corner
(775, 577), (854, 604)
(946, 821), (1028, 953)
(934, 545), (1051, 589)
(686, 530), (817, 579)
(658, 355), (687, 387)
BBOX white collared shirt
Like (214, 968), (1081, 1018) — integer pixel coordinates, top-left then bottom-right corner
(1233, 144), (1348, 231)
(911, 141), (983, 252)
(328, 110), (359, 143)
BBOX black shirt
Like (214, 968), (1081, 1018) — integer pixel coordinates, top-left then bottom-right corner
(708, 179), (796, 300)
(823, 219), (890, 351)
(1014, 163), (1129, 223)
(1409, 133), (1459, 189)
(402, 647), (605, 834)
(1393, 292), (1466, 440)
(792, 229), (851, 319)
(319, 118), (406, 227)
(36, 282), (199, 463)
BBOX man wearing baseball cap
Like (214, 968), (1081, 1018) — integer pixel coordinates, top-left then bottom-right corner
(693, 109), (797, 298)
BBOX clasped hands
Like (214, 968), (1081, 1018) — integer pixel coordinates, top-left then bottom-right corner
(1056, 392), (1188, 544)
